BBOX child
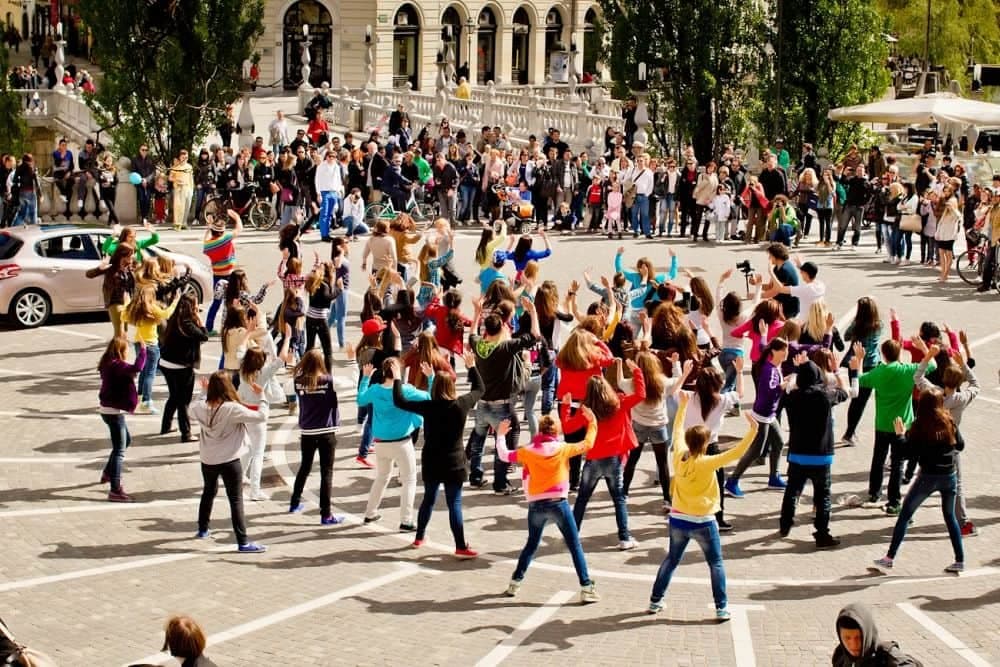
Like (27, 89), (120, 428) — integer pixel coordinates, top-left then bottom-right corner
(98, 337), (147, 502)
(833, 603), (920, 667)
(496, 407), (601, 604)
(152, 175), (169, 225)
(343, 187), (369, 240)
(709, 184), (732, 242)
(552, 201), (577, 234)
(238, 341), (285, 501)
(605, 184), (623, 239)
(586, 178), (604, 232)
(416, 241), (454, 307)
(564, 364), (646, 550)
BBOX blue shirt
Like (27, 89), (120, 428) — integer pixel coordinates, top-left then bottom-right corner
(478, 266), (508, 294)
(357, 377), (431, 440)
(614, 253), (679, 310)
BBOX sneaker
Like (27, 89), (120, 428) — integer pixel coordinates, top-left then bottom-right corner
(399, 523), (416, 532)
(716, 608), (731, 621)
(724, 479), (744, 498)
(412, 538), (424, 548)
(872, 556), (894, 570)
(108, 489), (134, 502)
(355, 456), (374, 469)
(249, 490), (270, 501)
(504, 579), (522, 597)
(195, 529), (210, 539)
(815, 534), (841, 550)
(454, 546), (479, 559)
(469, 478), (490, 490)
(647, 600), (664, 614)
(320, 515), (345, 525)
(493, 487), (512, 496)
(207, 330), (219, 337)
(961, 521), (978, 537)
(289, 503), (305, 513)
(580, 582), (600, 604)
(237, 542), (267, 553)
(767, 475), (787, 489)
(864, 494), (881, 507)
(717, 520), (734, 533)
(134, 403), (151, 415)
(618, 538), (639, 551)
(944, 562), (965, 574)
(884, 504), (901, 516)
(841, 434), (858, 447)
(363, 514), (381, 524)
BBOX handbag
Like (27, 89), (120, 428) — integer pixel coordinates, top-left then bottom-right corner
(900, 213), (922, 233)
(280, 187), (294, 204)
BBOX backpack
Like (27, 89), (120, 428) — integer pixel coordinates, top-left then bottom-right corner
(587, 183), (603, 205)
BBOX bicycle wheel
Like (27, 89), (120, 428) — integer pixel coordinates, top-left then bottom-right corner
(365, 203), (385, 222)
(249, 200), (277, 231)
(411, 201), (436, 222)
(955, 249), (983, 286)
(200, 197), (222, 226)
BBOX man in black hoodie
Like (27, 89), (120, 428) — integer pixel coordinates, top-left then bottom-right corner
(833, 603), (922, 666)
(779, 354), (851, 549)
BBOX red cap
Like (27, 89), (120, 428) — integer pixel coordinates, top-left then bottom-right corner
(361, 319), (386, 336)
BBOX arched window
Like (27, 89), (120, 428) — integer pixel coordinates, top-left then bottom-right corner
(441, 6), (463, 75)
(477, 8), (497, 85)
(511, 7), (531, 85)
(283, 0), (334, 90)
(583, 8), (599, 76)
(393, 4), (421, 90)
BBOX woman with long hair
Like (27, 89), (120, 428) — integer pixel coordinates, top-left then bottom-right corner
(648, 394), (758, 619)
(123, 284), (181, 413)
(97, 337), (146, 502)
(534, 280), (574, 416)
(238, 339), (285, 502)
(287, 349), (343, 524)
(474, 219), (509, 269)
(715, 268), (754, 396)
(873, 389), (964, 574)
(815, 167), (837, 246)
(221, 305), (266, 388)
(402, 330), (455, 391)
(840, 296), (883, 447)
(728, 299), (784, 365)
(361, 219), (398, 275)
(501, 232), (552, 282)
(327, 239), (351, 349)
(933, 180), (961, 282)
(305, 262), (343, 371)
(425, 289), (473, 363)
(158, 293), (208, 442)
(86, 243), (135, 338)
(392, 351), (482, 557)
(189, 371), (268, 552)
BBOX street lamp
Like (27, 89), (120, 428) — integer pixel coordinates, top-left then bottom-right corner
(299, 23), (312, 90)
(466, 17), (476, 84)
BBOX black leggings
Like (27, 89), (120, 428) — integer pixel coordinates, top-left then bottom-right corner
(817, 208), (833, 243)
(842, 385), (873, 440)
(730, 421), (784, 482)
(622, 441), (669, 501)
(199, 458), (248, 545)
(707, 441), (726, 521)
(306, 316), (333, 371)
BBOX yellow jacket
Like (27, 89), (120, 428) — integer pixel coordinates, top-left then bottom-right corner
(124, 300), (178, 345)
(670, 395), (756, 517)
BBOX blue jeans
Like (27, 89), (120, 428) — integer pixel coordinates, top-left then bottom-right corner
(416, 479), (466, 549)
(513, 498), (592, 586)
(357, 403), (373, 458)
(134, 342), (160, 404)
(327, 289), (348, 347)
(888, 471), (963, 562)
(344, 216), (369, 237)
(136, 184), (151, 220)
(631, 194), (650, 236)
(718, 349), (742, 393)
(889, 225), (904, 259)
(540, 364), (558, 415)
(573, 455), (632, 541)
(101, 413), (131, 491)
(658, 193), (675, 234)
(11, 191), (36, 226)
(205, 274), (228, 332)
(458, 184), (477, 221)
(522, 374), (541, 438)
(651, 519), (727, 609)
(319, 191), (340, 238)
(466, 400), (519, 490)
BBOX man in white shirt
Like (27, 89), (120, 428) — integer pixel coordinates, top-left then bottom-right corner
(625, 154), (655, 239)
(268, 111), (290, 156)
(767, 259), (826, 323)
(315, 150), (346, 241)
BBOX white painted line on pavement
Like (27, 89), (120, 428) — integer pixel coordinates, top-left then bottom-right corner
(0, 456), (93, 464)
(0, 552), (202, 593)
(969, 329), (1000, 349)
(473, 590), (575, 667)
(897, 603), (992, 667)
(882, 567), (1000, 586)
(975, 395), (1000, 406)
(727, 604), (764, 667)
(126, 563), (429, 667)
(0, 497), (201, 519)
(42, 326), (107, 341)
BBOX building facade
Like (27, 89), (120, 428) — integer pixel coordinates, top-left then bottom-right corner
(257, 0), (603, 93)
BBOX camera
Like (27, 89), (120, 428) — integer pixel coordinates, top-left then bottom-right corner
(736, 260), (754, 275)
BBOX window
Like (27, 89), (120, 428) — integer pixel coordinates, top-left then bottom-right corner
(35, 234), (99, 261)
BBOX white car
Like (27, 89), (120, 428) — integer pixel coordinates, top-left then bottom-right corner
(0, 225), (212, 328)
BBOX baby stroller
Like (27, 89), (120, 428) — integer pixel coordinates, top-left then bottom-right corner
(495, 184), (536, 234)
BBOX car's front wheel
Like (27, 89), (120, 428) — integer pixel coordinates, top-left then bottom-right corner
(181, 279), (204, 305)
(10, 288), (51, 328)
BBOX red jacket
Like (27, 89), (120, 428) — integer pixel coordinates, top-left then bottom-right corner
(425, 298), (471, 354)
(555, 342), (614, 401)
(562, 367), (645, 460)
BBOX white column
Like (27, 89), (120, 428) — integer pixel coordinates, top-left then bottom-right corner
(497, 25), (513, 87)
(465, 25), (478, 86)
(530, 26), (546, 84)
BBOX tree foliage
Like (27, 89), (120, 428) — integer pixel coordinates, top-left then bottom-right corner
(877, 0), (1000, 89)
(764, 0), (891, 153)
(0, 42), (27, 155)
(601, 0), (768, 162)
(80, 0), (264, 161)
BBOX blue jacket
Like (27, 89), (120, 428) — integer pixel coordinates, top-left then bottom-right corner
(357, 377), (431, 441)
(614, 253), (679, 310)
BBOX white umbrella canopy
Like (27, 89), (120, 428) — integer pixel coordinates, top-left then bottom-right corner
(828, 92), (1000, 127)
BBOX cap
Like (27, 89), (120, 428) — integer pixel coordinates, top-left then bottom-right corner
(493, 249), (507, 266)
(361, 319), (386, 336)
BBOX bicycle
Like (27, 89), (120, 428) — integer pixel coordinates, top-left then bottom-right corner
(198, 183), (277, 230)
(956, 231), (990, 286)
(364, 191), (436, 224)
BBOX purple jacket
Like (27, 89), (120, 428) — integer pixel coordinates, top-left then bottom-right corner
(98, 345), (147, 413)
(751, 358), (783, 423)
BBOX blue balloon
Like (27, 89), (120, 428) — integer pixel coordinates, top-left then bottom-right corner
(129, 172), (142, 186)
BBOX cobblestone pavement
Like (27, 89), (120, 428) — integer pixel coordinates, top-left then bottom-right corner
(1, 225), (998, 666)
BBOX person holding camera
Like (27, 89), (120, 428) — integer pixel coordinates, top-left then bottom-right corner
(758, 243), (800, 320)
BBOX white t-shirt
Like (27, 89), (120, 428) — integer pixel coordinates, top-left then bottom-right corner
(790, 280), (826, 322)
(682, 390), (741, 443)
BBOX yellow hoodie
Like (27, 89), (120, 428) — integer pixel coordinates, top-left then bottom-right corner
(670, 395), (757, 517)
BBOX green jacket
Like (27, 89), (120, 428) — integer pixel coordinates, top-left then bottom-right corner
(102, 232), (160, 260)
(859, 360), (935, 433)
(414, 156), (432, 184)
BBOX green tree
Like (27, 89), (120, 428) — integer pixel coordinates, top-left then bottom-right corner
(877, 0), (1000, 89)
(80, 0), (264, 161)
(0, 42), (27, 155)
(764, 0), (891, 153)
(601, 0), (767, 161)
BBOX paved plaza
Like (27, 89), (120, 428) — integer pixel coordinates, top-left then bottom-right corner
(1, 227), (999, 666)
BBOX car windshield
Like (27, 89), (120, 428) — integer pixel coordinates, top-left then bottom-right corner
(0, 232), (23, 260)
